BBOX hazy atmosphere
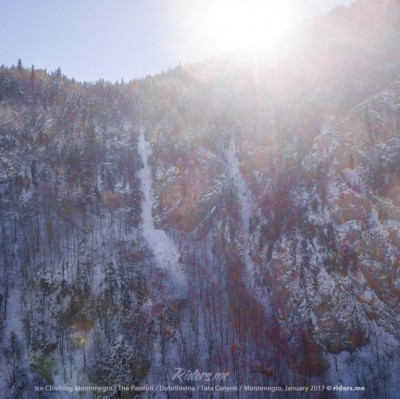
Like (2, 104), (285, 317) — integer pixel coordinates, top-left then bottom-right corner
(0, 0), (353, 82)
(2, 1), (400, 398)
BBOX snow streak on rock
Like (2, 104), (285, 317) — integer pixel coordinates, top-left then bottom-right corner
(225, 141), (252, 237)
(137, 130), (186, 286)
(225, 140), (255, 288)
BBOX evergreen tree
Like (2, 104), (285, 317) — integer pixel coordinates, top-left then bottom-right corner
(55, 67), (62, 79)
(30, 65), (35, 83)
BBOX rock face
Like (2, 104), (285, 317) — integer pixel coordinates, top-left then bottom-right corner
(1, 1), (400, 398)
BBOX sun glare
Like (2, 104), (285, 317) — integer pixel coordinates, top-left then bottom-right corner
(204, 0), (296, 55)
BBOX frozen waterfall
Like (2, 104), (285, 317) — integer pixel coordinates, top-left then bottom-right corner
(225, 140), (255, 288)
(137, 130), (186, 286)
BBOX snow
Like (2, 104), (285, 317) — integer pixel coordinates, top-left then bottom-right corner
(137, 129), (186, 287)
(342, 167), (361, 188)
(225, 140), (255, 288)
(2, 286), (24, 346)
(327, 322), (400, 397)
(0, 275), (27, 394)
(155, 164), (177, 183)
(225, 141), (252, 237)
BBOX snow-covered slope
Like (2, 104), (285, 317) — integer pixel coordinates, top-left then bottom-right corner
(1, 1), (400, 398)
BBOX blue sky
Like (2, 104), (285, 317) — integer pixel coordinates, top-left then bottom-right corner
(0, 0), (354, 82)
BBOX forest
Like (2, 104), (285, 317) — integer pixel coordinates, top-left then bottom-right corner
(1, 1), (400, 398)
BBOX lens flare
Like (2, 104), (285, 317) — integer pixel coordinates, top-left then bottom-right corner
(204, 0), (296, 55)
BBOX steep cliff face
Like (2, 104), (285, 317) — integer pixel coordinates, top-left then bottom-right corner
(1, 1), (400, 398)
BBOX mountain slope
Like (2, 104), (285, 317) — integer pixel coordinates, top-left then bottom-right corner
(1, 0), (400, 397)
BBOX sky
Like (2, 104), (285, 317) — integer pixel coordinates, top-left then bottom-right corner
(0, 0), (354, 83)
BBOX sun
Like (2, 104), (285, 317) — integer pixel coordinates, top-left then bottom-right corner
(204, 0), (296, 55)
